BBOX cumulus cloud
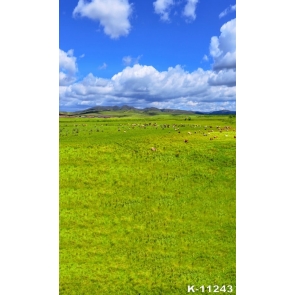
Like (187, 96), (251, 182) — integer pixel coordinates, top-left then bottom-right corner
(153, 0), (174, 21)
(59, 64), (236, 111)
(219, 4), (236, 19)
(183, 0), (199, 21)
(73, 0), (133, 39)
(59, 49), (78, 86)
(208, 69), (236, 87)
(210, 18), (236, 71)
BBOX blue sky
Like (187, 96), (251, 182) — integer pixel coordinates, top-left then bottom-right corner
(59, 0), (236, 112)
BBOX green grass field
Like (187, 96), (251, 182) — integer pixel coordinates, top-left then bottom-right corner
(59, 114), (236, 294)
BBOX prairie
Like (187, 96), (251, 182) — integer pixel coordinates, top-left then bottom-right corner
(59, 114), (236, 294)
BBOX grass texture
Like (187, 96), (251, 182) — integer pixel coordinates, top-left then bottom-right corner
(60, 115), (236, 294)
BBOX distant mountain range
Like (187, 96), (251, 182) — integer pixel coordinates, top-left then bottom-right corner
(60, 105), (236, 116)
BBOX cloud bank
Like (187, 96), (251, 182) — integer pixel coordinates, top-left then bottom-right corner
(73, 0), (133, 39)
(60, 64), (236, 111)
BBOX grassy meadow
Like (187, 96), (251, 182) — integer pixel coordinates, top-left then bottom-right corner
(59, 113), (236, 294)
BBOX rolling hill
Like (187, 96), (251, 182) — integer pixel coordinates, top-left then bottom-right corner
(59, 105), (236, 117)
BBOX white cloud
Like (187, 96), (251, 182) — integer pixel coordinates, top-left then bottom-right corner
(73, 0), (133, 39)
(122, 55), (142, 66)
(213, 51), (236, 71)
(219, 4), (236, 19)
(153, 0), (174, 21)
(210, 18), (236, 71)
(209, 36), (222, 58)
(60, 64), (236, 111)
(154, 0), (199, 23)
(59, 49), (78, 86)
(122, 56), (132, 66)
(208, 69), (236, 87)
(183, 0), (199, 21)
(98, 62), (107, 70)
(59, 49), (77, 74)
